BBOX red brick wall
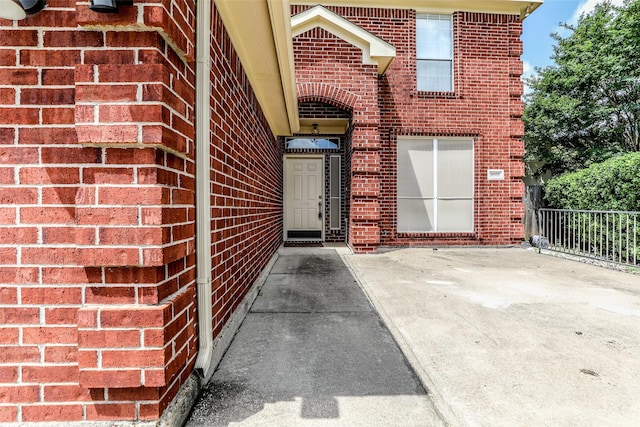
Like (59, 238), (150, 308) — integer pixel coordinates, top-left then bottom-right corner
(0, 1), (281, 422)
(208, 8), (283, 338)
(293, 21), (382, 252)
(292, 6), (525, 248)
(0, 0), (198, 419)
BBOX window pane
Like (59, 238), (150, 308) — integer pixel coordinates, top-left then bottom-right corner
(417, 15), (452, 59)
(330, 156), (340, 198)
(437, 199), (473, 232)
(330, 199), (340, 229)
(397, 139), (433, 198)
(417, 60), (452, 92)
(397, 137), (473, 233)
(286, 138), (339, 149)
(437, 139), (473, 198)
(398, 198), (435, 232)
(330, 156), (341, 229)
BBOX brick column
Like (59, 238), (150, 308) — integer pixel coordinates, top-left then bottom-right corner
(508, 21), (526, 243)
(348, 122), (381, 253)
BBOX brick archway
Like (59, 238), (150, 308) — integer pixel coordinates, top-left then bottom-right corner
(295, 83), (381, 253)
(297, 83), (358, 114)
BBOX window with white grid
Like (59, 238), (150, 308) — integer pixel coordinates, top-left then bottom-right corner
(417, 14), (453, 92)
(397, 137), (473, 232)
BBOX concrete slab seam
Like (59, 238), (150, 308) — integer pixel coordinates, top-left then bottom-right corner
(338, 250), (461, 427)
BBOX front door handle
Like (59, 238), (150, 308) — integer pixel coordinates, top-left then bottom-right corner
(318, 196), (322, 219)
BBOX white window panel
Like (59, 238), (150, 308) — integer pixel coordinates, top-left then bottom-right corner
(397, 198), (435, 233)
(397, 137), (473, 233)
(437, 139), (473, 198)
(397, 139), (433, 198)
(437, 199), (474, 232)
(417, 60), (452, 92)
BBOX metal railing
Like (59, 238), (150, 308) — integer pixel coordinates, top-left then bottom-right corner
(538, 208), (639, 267)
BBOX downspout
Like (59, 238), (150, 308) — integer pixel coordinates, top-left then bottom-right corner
(194, 0), (214, 383)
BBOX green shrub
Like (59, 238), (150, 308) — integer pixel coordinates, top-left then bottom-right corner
(543, 153), (640, 264)
(545, 152), (640, 211)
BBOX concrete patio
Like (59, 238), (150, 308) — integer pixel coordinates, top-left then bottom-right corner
(343, 247), (640, 426)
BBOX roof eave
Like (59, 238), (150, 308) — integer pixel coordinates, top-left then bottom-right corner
(214, 0), (299, 136)
(291, 0), (544, 19)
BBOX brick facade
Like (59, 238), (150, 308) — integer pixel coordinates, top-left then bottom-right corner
(291, 6), (525, 249)
(0, 1), (281, 423)
(0, 1), (525, 423)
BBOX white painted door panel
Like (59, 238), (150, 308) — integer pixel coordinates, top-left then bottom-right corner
(286, 157), (323, 236)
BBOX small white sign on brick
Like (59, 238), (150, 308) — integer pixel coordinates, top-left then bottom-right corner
(487, 169), (505, 180)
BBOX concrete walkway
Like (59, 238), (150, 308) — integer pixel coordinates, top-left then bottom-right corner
(187, 246), (640, 426)
(185, 247), (445, 426)
(343, 247), (640, 427)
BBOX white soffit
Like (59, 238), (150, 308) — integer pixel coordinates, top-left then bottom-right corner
(291, 5), (397, 75)
(268, 0), (300, 134)
(215, 0), (298, 136)
(291, 1), (543, 19)
(299, 118), (350, 135)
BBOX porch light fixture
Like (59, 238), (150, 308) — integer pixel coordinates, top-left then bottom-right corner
(89, 0), (133, 13)
(0, 0), (46, 20)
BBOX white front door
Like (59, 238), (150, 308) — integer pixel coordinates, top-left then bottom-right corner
(285, 156), (324, 239)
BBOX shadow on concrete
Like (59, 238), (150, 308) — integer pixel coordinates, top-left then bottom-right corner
(185, 251), (442, 426)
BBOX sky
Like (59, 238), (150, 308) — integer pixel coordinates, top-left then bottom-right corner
(521, 0), (625, 78)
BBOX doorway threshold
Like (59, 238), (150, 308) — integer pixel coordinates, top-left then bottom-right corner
(283, 240), (324, 247)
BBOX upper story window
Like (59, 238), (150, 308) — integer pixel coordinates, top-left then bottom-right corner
(417, 14), (453, 92)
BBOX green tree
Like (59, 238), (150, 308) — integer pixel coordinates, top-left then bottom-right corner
(524, 0), (640, 175)
(545, 152), (640, 211)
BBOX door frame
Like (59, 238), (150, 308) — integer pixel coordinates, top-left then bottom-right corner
(283, 154), (325, 241)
